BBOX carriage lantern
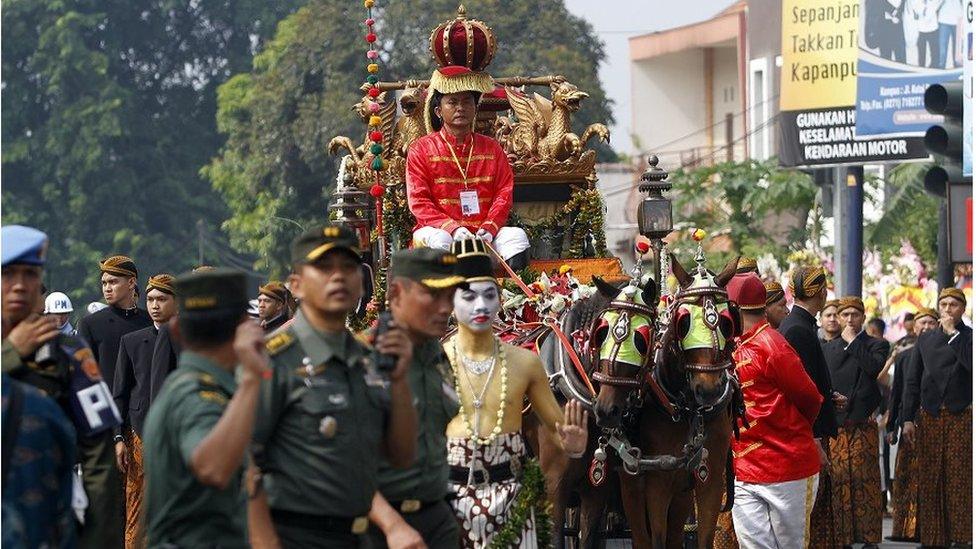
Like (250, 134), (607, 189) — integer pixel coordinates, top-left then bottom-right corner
(636, 155), (672, 240)
(328, 169), (374, 252)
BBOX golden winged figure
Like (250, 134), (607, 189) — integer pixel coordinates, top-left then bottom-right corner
(503, 81), (610, 162)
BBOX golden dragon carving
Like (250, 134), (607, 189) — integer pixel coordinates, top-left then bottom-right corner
(500, 81), (610, 162)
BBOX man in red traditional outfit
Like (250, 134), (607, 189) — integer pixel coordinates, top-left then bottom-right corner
(405, 9), (530, 269)
(726, 272), (824, 547)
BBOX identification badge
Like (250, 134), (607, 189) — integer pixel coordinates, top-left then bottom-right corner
(459, 190), (480, 216)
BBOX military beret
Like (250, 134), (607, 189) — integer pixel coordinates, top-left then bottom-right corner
(727, 273), (766, 311)
(837, 296), (865, 314)
(100, 255), (138, 278)
(390, 248), (466, 289)
(1, 225), (48, 267)
(764, 281), (785, 307)
(915, 307), (938, 321)
(259, 281), (288, 302)
(175, 268), (248, 317)
(939, 287), (967, 306)
(291, 224), (360, 265)
(146, 274), (176, 295)
(451, 238), (495, 283)
(735, 257), (759, 275)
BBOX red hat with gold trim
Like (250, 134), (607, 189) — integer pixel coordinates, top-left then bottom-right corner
(425, 5), (496, 131)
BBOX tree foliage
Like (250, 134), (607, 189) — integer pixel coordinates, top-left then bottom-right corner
(2, 0), (303, 304)
(668, 159), (818, 264)
(866, 163), (939, 269)
(206, 0), (615, 276)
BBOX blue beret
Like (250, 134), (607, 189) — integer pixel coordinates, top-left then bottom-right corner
(2, 225), (48, 267)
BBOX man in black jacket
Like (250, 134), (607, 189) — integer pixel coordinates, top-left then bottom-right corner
(778, 265), (845, 548)
(884, 307), (937, 541)
(112, 273), (177, 548)
(901, 288), (972, 547)
(822, 295), (890, 547)
(74, 255), (153, 549)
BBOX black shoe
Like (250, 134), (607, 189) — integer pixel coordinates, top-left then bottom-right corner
(506, 250), (530, 271)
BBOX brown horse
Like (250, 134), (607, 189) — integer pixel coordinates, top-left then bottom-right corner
(524, 275), (657, 548)
(590, 254), (742, 549)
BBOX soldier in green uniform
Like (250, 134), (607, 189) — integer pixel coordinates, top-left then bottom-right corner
(142, 268), (269, 548)
(249, 224), (418, 548)
(367, 248), (467, 549)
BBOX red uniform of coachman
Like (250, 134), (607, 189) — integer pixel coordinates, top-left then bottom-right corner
(405, 7), (529, 267)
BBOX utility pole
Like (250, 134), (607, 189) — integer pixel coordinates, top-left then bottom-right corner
(833, 166), (864, 297)
(197, 219), (205, 267)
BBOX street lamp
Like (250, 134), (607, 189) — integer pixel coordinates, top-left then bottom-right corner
(328, 170), (374, 255)
(636, 155), (672, 284)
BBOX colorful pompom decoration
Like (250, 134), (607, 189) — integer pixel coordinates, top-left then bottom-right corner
(364, 18), (375, 26)
(367, 101), (381, 112)
(366, 75), (379, 84)
(635, 238), (651, 254)
(369, 131), (383, 142)
(366, 50), (379, 60)
(369, 184), (385, 197)
(370, 157), (384, 171)
(367, 87), (381, 98)
(367, 63), (379, 73)
(690, 228), (706, 242)
(370, 143), (383, 155)
(369, 115), (382, 127)
(364, 0), (374, 8)
(365, 33), (377, 43)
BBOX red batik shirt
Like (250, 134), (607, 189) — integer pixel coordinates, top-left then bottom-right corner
(732, 321), (823, 483)
(406, 130), (514, 236)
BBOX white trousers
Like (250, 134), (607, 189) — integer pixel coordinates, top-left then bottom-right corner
(412, 226), (530, 260)
(731, 473), (819, 549)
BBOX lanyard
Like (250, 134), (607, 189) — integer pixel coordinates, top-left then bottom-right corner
(438, 130), (475, 188)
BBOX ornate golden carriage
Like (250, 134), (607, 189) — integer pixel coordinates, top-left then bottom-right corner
(328, 5), (624, 281)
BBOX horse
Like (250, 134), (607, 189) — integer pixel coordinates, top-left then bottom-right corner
(521, 274), (658, 548)
(589, 253), (743, 549)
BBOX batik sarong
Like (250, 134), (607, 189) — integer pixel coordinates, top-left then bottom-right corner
(916, 407), (972, 546)
(808, 459), (838, 549)
(123, 429), (145, 549)
(888, 438), (918, 541)
(829, 421), (882, 544)
(714, 510), (739, 549)
(448, 432), (537, 548)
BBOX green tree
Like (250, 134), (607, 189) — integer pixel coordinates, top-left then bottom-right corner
(668, 159), (818, 264)
(2, 0), (302, 304)
(206, 0), (615, 276)
(866, 163), (939, 269)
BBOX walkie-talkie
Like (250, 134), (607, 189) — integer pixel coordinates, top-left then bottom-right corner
(373, 311), (397, 372)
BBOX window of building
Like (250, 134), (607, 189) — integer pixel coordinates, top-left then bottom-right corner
(748, 57), (771, 160)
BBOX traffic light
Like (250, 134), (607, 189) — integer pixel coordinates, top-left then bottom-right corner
(922, 81), (964, 197)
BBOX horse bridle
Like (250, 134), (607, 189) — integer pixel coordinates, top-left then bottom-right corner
(667, 284), (736, 374)
(589, 299), (656, 389)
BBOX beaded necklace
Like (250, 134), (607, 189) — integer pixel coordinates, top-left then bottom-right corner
(450, 335), (508, 446)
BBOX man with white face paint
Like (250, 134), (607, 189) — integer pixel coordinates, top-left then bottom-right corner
(445, 238), (588, 548)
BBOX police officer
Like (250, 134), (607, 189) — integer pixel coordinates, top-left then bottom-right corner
(249, 224), (418, 548)
(368, 248), (466, 549)
(1, 225), (123, 549)
(142, 268), (268, 548)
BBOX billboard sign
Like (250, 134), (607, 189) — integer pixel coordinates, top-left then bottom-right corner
(855, 0), (965, 140)
(780, 0), (927, 166)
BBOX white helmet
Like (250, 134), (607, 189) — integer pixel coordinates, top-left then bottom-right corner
(44, 292), (74, 314)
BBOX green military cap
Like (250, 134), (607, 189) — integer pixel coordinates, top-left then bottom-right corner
(291, 224), (361, 265)
(390, 248), (466, 289)
(174, 268), (248, 318)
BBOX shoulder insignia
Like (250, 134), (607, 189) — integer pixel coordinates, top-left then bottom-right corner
(266, 331), (296, 356)
(198, 390), (228, 405)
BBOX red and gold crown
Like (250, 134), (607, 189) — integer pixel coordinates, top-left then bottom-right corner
(429, 5), (496, 72)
